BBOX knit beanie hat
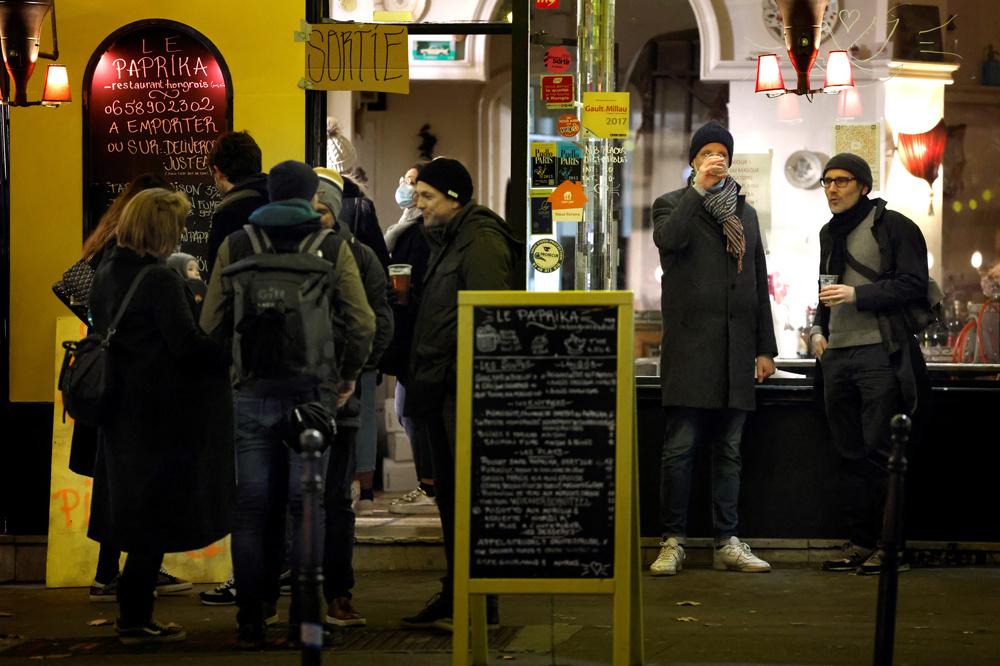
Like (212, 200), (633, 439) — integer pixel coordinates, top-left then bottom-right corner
(314, 167), (344, 220)
(268, 160), (319, 202)
(166, 252), (197, 279)
(688, 121), (734, 166)
(326, 119), (358, 173)
(417, 157), (473, 205)
(823, 152), (873, 192)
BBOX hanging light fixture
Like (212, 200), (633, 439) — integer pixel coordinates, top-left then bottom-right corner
(897, 119), (948, 215)
(754, 0), (854, 98)
(0, 0), (70, 107)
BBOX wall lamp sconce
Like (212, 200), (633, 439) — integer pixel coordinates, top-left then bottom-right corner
(755, 0), (854, 99)
(0, 0), (71, 107)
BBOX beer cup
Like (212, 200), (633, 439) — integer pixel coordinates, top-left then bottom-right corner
(388, 264), (413, 305)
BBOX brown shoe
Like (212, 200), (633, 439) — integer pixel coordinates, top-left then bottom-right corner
(325, 596), (366, 627)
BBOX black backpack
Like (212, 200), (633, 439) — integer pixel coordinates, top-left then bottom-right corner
(58, 265), (154, 426)
(221, 225), (341, 387)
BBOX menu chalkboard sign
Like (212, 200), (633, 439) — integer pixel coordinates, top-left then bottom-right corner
(469, 305), (619, 579)
(84, 20), (233, 275)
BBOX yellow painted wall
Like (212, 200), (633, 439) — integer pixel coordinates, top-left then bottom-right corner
(10, 0), (305, 402)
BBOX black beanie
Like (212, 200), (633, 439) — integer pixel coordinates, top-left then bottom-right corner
(689, 121), (734, 166)
(268, 160), (319, 202)
(417, 157), (473, 205)
(823, 153), (873, 192)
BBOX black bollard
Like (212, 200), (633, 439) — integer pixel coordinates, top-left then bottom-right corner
(299, 428), (326, 666)
(873, 414), (910, 666)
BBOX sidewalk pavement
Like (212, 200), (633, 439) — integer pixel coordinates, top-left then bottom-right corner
(1, 566), (999, 665)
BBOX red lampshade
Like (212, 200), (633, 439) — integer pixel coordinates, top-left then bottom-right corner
(897, 118), (947, 214)
(823, 50), (854, 92)
(41, 63), (70, 103)
(755, 54), (786, 94)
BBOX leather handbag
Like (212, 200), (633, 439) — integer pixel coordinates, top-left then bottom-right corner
(52, 260), (96, 324)
(58, 265), (154, 426)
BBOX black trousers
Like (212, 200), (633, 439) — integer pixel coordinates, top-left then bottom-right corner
(323, 424), (358, 602)
(117, 551), (163, 627)
(821, 344), (903, 549)
(411, 395), (457, 597)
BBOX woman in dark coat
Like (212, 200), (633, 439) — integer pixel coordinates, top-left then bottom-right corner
(65, 174), (179, 599)
(88, 188), (234, 644)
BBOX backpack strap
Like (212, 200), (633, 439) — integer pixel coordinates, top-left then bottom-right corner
(299, 228), (335, 256)
(844, 250), (880, 284)
(105, 264), (156, 342)
(243, 224), (275, 255)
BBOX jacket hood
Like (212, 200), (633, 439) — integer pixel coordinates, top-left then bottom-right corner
(444, 201), (521, 247)
(248, 199), (321, 227)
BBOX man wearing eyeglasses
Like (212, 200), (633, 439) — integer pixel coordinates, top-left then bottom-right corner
(811, 153), (930, 575)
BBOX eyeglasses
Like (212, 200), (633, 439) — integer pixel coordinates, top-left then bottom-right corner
(820, 176), (857, 189)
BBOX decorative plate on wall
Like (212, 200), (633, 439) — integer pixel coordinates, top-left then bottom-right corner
(380, 0), (429, 22)
(784, 150), (826, 189)
(762, 0), (840, 44)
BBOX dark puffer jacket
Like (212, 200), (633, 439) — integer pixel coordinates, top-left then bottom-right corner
(403, 202), (522, 417)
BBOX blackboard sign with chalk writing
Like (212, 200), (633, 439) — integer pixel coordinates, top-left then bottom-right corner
(469, 305), (618, 579)
(83, 20), (233, 277)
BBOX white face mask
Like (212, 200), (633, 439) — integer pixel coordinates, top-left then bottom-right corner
(395, 182), (416, 209)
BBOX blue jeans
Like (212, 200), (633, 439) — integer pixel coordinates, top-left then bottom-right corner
(355, 370), (377, 474)
(659, 407), (748, 544)
(395, 381), (432, 481)
(232, 392), (328, 627)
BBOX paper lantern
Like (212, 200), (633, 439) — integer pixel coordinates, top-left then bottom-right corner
(897, 119), (947, 215)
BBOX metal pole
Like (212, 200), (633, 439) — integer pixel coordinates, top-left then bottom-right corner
(305, 0), (327, 166)
(873, 413), (910, 666)
(575, 0), (617, 291)
(298, 428), (326, 666)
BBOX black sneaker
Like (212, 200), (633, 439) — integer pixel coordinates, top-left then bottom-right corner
(400, 592), (452, 632)
(117, 620), (186, 645)
(279, 569), (292, 596)
(821, 542), (874, 572)
(155, 568), (193, 595)
(199, 578), (235, 606)
(857, 549), (911, 576)
(236, 622), (266, 651)
(89, 575), (120, 603)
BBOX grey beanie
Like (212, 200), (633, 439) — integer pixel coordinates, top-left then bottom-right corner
(315, 178), (344, 222)
(824, 153), (873, 192)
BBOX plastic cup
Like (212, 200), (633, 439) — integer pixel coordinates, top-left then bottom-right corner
(388, 264), (413, 305)
(819, 274), (838, 288)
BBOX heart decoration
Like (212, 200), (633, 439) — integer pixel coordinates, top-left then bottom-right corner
(839, 8), (861, 33)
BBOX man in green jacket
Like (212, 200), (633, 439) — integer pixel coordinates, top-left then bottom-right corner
(399, 158), (520, 632)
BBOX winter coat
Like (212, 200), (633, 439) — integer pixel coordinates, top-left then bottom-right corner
(651, 185), (777, 411)
(87, 246), (234, 553)
(380, 213), (430, 380)
(812, 198), (930, 414)
(403, 202), (521, 417)
(341, 178), (391, 271)
(200, 199), (376, 388)
(206, 173), (269, 274)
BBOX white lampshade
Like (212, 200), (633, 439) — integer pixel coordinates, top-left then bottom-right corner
(755, 54), (785, 95)
(823, 50), (854, 92)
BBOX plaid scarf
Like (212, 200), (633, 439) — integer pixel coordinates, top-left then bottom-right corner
(701, 177), (745, 273)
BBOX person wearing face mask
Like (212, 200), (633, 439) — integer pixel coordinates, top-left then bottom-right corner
(650, 121), (777, 578)
(381, 164), (437, 515)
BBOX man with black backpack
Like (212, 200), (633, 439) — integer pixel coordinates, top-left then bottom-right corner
(201, 160), (375, 648)
(810, 153), (930, 576)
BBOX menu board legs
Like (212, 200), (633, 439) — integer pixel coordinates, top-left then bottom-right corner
(453, 291), (643, 665)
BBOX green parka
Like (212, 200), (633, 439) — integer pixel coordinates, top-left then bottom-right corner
(403, 201), (521, 417)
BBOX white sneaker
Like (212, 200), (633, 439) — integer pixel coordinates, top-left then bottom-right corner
(389, 488), (438, 515)
(650, 537), (685, 576)
(356, 498), (375, 516)
(713, 537), (771, 572)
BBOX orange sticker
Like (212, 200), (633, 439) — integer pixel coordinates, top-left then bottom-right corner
(557, 114), (580, 137)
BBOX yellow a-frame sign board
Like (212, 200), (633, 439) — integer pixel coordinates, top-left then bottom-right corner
(453, 291), (643, 665)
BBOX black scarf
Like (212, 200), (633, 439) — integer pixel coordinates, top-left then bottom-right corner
(827, 196), (875, 278)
